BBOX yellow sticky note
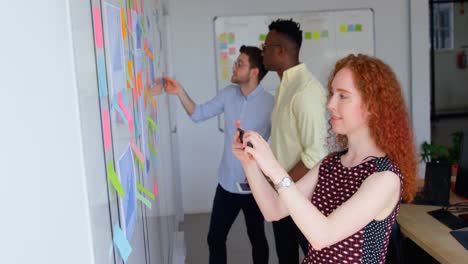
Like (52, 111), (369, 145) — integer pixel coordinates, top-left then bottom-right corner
(222, 66), (230, 80)
(312, 32), (321, 40)
(339, 25), (347, 33)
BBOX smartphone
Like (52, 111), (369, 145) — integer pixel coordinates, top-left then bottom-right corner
(237, 128), (253, 148)
(236, 182), (252, 193)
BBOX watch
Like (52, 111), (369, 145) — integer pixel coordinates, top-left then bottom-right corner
(274, 177), (293, 191)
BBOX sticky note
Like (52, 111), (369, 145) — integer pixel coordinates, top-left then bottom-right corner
(147, 115), (159, 131)
(220, 58), (228, 66)
(102, 110), (111, 150)
(221, 52), (228, 60)
(92, 8), (104, 48)
(117, 92), (134, 132)
(120, 8), (127, 39)
(304, 32), (312, 40)
(219, 32), (227, 42)
(97, 54), (108, 97)
(312, 32), (321, 40)
(130, 140), (145, 166)
(112, 94), (128, 127)
(229, 47), (236, 55)
(321, 30), (329, 38)
(137, 181), (155, 200)
(220, 42), (228, 50)
(355, 24), (362, 32)
(222, 66), (230, 81)
(259, 34), (266, 41)
(107, 161), (124, 198)
(228, 32), (235, 44)
(153, 176), (159, 197)
(339, 25), (347, 32)
(113, 224), (132, 261)
(148, 140), (158, 158)
(137, 192), (152, 208)
(347, 24), (354, 32)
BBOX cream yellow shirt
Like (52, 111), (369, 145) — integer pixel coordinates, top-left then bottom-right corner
(271, 63), (328, 173)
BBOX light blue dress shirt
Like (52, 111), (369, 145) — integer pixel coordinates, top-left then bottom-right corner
(191, 84), (274, 194)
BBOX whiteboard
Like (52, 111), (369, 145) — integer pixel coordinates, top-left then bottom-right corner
(90, 0), (183, 263)
(214, 9), (375, 95)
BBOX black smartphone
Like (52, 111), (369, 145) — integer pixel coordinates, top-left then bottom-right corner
(237, 128), (253, 148)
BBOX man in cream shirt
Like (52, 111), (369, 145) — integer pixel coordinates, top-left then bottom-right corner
(262, 18), (328, 264)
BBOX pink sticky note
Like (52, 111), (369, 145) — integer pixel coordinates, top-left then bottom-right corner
(146, 69), (150, 88)
(117, 92), (134, 132)
(221, 52), (228, 60)
(92, 8), (104, 48)
(153, 176), (159, 197)
(229, 47), (236, 55)
(140, 0), (144, 14)
(102, 109), (111, 150)
(127, 9), (132, 34)
(130, 139), (145, 164)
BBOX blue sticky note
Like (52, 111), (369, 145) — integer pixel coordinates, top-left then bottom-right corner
(347, 24), (354, 32)
(113, 224), (132, 261)
(97, 54), (108, 97)
(220, 42), (228, 50)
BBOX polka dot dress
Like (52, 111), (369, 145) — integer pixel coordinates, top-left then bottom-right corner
(302, 152), (402, 264)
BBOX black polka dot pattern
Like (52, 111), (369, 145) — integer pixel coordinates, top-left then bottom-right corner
(302, 152), (403, 264)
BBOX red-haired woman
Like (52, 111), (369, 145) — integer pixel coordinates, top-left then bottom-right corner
(233, 54), (417, 263)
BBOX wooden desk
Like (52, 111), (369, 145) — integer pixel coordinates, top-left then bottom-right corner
(398, 192), (468, 264)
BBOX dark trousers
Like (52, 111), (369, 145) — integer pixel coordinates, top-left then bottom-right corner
(207, 185), (269, 264)
(273, 216), (309, 264)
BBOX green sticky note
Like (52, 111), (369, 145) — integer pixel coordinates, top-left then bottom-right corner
(228, 32), (235, 44)
(137, 181), (155, 200)
(312, 32), (321, 40)
(107, 161), (125, 198)
(259, 34), (266, 41)
(339, 25), (347, 32)
(321, 30), (329, 38)
(146, 115), (159, 131)
(304, 32), (312, 40)
(149, 141), (158, 158)
(137, 192), (152, 209)
(355, 24), (362, 32)
(134, 153), (144, 170)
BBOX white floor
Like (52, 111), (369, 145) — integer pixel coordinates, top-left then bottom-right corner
(183, 212), (305, 264)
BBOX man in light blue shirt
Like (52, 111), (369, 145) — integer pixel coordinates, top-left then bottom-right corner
(164, 46), (274, 264)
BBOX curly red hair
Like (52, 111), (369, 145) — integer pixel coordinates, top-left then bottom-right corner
(327, 54), (417, 202)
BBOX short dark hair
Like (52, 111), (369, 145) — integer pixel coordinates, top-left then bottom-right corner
(239, 45), (267, 82)
(268, 19), (302, 52)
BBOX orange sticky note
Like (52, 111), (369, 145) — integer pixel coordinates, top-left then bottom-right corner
(92, 8), (104, 48)
(120, 8), (127, 40)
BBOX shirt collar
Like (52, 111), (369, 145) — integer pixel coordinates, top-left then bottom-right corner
(238, 84), (265, 100)
(282, 63), (307, 84)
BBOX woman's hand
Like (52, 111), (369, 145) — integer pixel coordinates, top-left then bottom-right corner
(242, 131), (287, 183)
(232, 129), (252, 165)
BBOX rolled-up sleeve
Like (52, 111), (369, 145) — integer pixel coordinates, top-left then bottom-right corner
(292, 89), (328, 169)
(190, 88), (226, 123)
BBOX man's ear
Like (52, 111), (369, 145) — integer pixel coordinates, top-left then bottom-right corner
(250, 67), (259, 78)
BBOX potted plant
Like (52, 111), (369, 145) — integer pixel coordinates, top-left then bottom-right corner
(421, 131), (464, 205)
(421, 141), (452, 205)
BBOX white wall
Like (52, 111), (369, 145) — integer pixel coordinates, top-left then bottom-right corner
(168, 0), (431, 214)
(0, 1), (95, 263)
